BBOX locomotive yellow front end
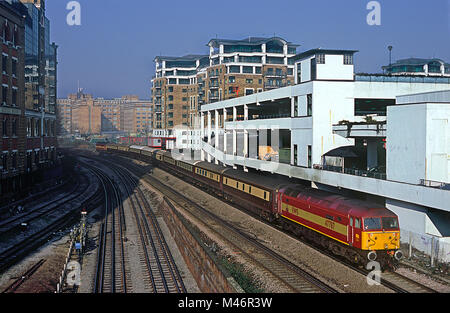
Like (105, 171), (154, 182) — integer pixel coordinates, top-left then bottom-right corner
(361, 216), (403, 263)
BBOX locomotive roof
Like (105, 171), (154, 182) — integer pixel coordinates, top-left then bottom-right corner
(280, 185), (397, 218)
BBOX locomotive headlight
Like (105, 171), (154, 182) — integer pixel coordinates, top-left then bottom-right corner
(367, 251), (377, 261)
(394, 250), (403, 261)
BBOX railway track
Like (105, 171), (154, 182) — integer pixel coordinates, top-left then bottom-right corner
(0, 177), (85, 236)
(80, 157), (185, 293)
(79, 161), (128, 294)
(107, 153), (445, 294)
(105, 156), (337, 293)
(113, 165), (186, 293)
(0, 172), (103, 274)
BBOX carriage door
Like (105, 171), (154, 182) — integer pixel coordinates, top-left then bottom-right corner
(348, 216), (354, 246)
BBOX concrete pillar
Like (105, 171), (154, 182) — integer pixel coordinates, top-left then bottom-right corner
(207, 111), (212, 162)
(233, 106), (237, 121)
(207, 111), (212, 144)
(223, 109), (227, 154)
(215, 110), (219, 164)
(201, 112), (205, 161)
(244, 104), (248, 121)
(233, 129), (237, 156)
(244, 129), (249, 158)
(367, 139), (378, 170)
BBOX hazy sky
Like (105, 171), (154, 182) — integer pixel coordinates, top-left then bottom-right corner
(46, 0), (450, 99)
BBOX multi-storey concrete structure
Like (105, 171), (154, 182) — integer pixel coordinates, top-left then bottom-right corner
(199, 48), (450, 261)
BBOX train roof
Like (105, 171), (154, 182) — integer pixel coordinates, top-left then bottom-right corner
(195, 161), (231, 174)
(223, 167), (290, 190)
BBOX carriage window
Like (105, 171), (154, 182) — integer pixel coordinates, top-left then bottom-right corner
(249, 186), (252, 193)
(236, 182), (239, 188)
(350, 217), (353, 227)
(264, 192), (267, 200)
(242, 184), (245, 191)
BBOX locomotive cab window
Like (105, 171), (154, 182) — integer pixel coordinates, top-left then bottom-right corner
(354, 218), (361, 229)
(382, 217), (399, 230)
(363, 217), (381, 231)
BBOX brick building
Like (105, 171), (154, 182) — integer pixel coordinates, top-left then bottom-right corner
(57, 92), (152, 136)
(0, 0), (26, 196)
(150, 36), (299, 132)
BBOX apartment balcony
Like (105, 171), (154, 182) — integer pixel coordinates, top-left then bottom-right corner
(264, 83), (287, 90)
(264, 71), (287, 78)
(209, 83), (219, 89)
(209, 72), (219, 78)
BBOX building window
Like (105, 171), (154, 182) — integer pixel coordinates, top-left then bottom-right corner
(2, 117), (7, 136)
(294, 96), (298, 116)
(229, 66), (240, 74)
(12, 89), (16, 106)
(344, 54), (353, 65)
(245, 89), (254, 96)
(11, 118), (17, 136)
(228, 76), (235, 83)
(11, 152), (16, 169)
(1, 153), (7, 171)
(307, 145), (312, 168)
(311, 58), (317, 80)
(255, 67), (262, 74)
(243, 66), (253, 73)
(27, 118), (31, 137)
(12, 59), (16, 76)
(293, 145), (298, 166)
(2, 86), (7, 104)
(2, 55), (7, 73)
(246, 79), (253, 84)
(316, 53), (325, 64)
(307, 94), (312, 116)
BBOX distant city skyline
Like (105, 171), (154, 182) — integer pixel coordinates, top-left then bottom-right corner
(46, 0), (450, 99)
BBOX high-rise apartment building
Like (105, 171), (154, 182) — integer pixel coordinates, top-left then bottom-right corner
(150, 36), (299, 132)
(151, 55), (209, 131)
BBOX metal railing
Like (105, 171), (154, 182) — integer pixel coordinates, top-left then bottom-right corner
(315, 164), (387, 180)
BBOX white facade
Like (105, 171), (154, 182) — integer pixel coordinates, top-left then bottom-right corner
(196, 49), (450, 261)
(387, 103), (450, 185)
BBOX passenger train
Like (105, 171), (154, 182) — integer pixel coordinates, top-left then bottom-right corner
(100, 144), (403, 269)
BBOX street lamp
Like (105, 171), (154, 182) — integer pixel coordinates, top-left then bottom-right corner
(388, 45), (393, 67)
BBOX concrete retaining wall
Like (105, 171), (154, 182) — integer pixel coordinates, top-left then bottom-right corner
(160, 197), (243, 293)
